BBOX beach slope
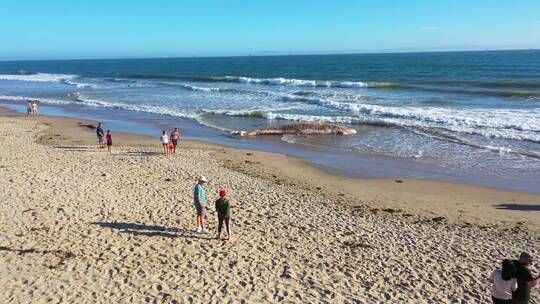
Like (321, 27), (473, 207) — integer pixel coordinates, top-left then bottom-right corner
(0, 114), (539, 303)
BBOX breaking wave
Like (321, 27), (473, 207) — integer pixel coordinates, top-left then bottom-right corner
(0, 73), (77, 82)
(63, 79), (97, 89)
(0, 73), (97, 89)
(158, 82), (233, 93)
(211, 76), (395, 88)
(0, 94), (195, 119)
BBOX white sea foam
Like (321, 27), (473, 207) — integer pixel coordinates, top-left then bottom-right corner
(0, 73), (77, 82)
(221, 76), (377, 88)
(333, 81), (369, 88)
(2, 85), (539, 144)
(202, 109), (257, 116)
(160, 82), (222, 92)
(0, 95), (29, 102)
(201, 93), (540, 142)
(0, 94), (72, 105)
(180, 84), (220, 92)
(277, 94), (540, 141)
(63, 79), (97, 89)
(74, 96), (196, 119)
(0, 94), (196, 119)
(0, 72), (99, 89)
(110, 78), (224, 92)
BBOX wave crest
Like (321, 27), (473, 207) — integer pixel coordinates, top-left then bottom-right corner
(218, 76), (394, 88)
(0, 73), (77, 82)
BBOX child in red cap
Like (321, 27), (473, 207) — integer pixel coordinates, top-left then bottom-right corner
(215, 188), (232, 241)
(106, 130), (113, 153)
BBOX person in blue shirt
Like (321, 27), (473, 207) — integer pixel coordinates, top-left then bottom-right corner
(194, 176), (209, 233)
(96, 122), (105, 148)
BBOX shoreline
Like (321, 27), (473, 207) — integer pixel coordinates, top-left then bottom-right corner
(2, 100), (539, 195)
(1, 109), (539, 302)
(2, 107), (540, 232)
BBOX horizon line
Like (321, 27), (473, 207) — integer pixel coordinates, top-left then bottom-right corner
(1, 47), (539, 63)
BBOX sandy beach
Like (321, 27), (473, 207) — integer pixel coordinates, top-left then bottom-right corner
(1, 110), (539, 303)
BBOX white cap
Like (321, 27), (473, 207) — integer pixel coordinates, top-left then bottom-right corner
(198, 176), (208, 182)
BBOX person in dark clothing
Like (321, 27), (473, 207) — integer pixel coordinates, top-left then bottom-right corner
(512, 252), (540, 304)
(96, 122), (105, 148)
(170, 128), (180, 154)
(215, 188), (232, 241)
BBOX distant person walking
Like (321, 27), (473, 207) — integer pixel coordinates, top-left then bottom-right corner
(194, 176), (209, 233)
(215, 188), (232, 241)
(96, 122), (105, 148)
(31, 100), (38, 116)
(160, 131), (169, 156)
(106, 130), (113, 153)
(512, 252), (540, 304)
(489, 259), (517, 304)
(26, 101), (32, 117)
(171, 128), (180, 154)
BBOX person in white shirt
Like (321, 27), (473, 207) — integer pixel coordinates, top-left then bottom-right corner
(160, 131), (170, 157)
(31, 100), (38, 116)
(489, 259), (518, 304)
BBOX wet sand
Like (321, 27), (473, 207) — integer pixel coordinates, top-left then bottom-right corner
(0, 109), (539, 303)
(2, 100), (537, 194)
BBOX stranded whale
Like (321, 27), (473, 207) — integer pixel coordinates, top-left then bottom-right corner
(231, 123), (357, 137)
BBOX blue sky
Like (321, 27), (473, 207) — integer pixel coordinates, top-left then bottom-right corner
(1, 0), (540, 60)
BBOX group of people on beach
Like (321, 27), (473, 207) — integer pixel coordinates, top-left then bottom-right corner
(95, 122), (113, 152)
(193, 176), (232, 241)
(26, 100), (39, 117)
(94, 123), (231, 240)
(490, 252), (540, 304)
(160, 128), (181, 156)
(159, 130), (231, 241)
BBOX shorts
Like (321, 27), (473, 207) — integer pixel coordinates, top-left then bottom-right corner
(163, 142), (169, 147)
(97, 135), (103, 142)
(172, 139), (178, 146)
(194, 204), (205, 216)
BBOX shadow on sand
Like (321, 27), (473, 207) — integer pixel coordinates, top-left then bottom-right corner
(493, 204), (540, 211)
(121, 151), (163, 157)
(90, 221), (211, 240)
(53, 145), (95, 152)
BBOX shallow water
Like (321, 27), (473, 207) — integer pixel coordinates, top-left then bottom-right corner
(2, 101), (539, 194)
(1, 50), (539, 190)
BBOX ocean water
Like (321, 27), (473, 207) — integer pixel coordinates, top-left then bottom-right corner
(0, 50), (539, 188)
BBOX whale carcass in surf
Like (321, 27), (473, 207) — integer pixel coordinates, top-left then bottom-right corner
(231, 123), (357, 136)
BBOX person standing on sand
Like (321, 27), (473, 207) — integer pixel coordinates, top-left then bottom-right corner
(106, 130), (113, 153)
(31, 100), (38, 116)
(171, 128), (180, 154)
(96, 122), (105, 148)
(512, 252), (540, 304)
(160, 131), (169, 157)
(489, 259), (517, 304)
(194, 176), (209, 234)
(215, 188), (232, 241)
(26, 101), (32, 117)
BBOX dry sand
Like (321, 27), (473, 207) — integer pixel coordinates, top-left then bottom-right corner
(1, 111), (539, 303)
